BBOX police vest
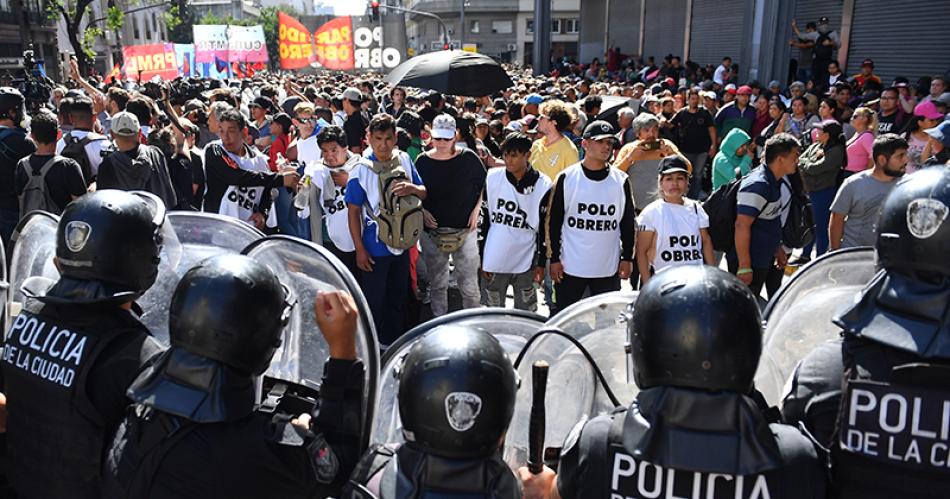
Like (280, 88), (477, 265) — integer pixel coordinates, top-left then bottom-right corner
(832, 337), (950, 499)
(560, 164), (627, 278)
(1, 300), (148, 499)
(483, 168), (552, 274)
(564, 406), (824, 499)
(346, 443), (521, 499)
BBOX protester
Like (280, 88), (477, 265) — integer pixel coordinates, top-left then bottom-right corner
(528, 99), (579, 180)
(635, 155), (714, 284)
(730, 133), (800, 295)
(711, 127), (753, 190)
(714, 84), (755, 140)
(830, 134), (908, 251)
(14, 110), (87, 215)
(904, 100), (944, 172)
(97, 111), (178, 209)
(876, 86), (909, 135)
(842, 106), (878, 179)
(797, 119), (846, 260)
(544, 121), (635, 313)
(615, 113), (686, 211)
(670, 89), (717, 198)
(415, 114), (486, 317)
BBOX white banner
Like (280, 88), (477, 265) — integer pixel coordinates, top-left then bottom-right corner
(193, 25), (229, 64)
(227, 25), (269, 63)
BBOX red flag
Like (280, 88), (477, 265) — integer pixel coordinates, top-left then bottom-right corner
(278, 11), (315, 70)
(312, 16), (354, 71)
(107, 63), (121, 83)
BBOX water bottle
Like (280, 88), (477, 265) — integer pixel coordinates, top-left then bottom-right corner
(294, 174), (311, 211)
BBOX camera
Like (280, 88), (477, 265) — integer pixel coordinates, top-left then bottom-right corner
(19, 46), (52, 112)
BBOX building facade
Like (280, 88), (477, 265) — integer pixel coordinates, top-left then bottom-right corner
(0, 0), (59, 79)
(578, 0), (950, 88)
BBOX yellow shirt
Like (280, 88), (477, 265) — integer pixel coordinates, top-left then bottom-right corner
(530, 135), (579, 180)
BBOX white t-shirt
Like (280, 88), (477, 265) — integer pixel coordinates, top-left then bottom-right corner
(296, 135), (322, 168)
(560, 163), (628, 278)
(304, 155), (359, 252)
(217, 146), (278, 228)
(482, 168), (552, 274)
(637, 198), (709, 273)
(55, 130), (108, 177)
(713, 64), (729, 85)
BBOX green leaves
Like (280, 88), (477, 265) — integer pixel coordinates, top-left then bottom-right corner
(106, 5), (124, 32)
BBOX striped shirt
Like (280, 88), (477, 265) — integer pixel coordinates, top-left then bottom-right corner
(734, 166), (783, 268)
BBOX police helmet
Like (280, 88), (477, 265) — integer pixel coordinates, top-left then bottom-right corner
(876, 167), (950, 278)
(0, 87), (25, 123)
(629, 265), (763, 392)
(56, 190), (166, 300)
(398, 326), (519, 459)
(169, 254), (294, 375)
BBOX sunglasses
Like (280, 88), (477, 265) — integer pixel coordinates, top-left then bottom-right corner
(432, 137), (453, 141)
(296, 117), (315, 124)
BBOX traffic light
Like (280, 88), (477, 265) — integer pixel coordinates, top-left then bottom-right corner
(371, 1), (380, 21)
(443, 43), (449, 50)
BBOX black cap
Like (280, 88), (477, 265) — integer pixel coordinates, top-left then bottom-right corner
(657, 155), (692, 176)
(818, 16), (830, 23)
(582, 120), (616, 140)
(272, 112), (293, 134)
(250, 96), (273, 112)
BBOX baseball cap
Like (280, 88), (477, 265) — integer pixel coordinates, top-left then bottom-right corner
(936, 92), (950, 107)
(768, 80), (781, 89)
(725, 83), (737, 94)
(271, 113), (293, 133)
(914, 101), (944, 120)
(862, 58), (874, 68)
(736, 85), (753, 96)
(522, 114), (539, 133)
(526, 93), (543, 105)
(657, 155), (691, 176)
(924, 120), (950, 148)
(342, 87), (363, 102)
(431, 114), (457, 139)
(111, 111), (140, 138)
(702, 90), (717, 101)
(818, 16), (830, 24)
(582, 120), (616, 141)
(475, 117), (489, 127)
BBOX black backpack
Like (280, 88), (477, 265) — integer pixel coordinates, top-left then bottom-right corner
(17, 156), (61, 214)
(702, 177), (743, 252)
(61, 132), (105, 181)
(814, 33), (833, 61)
(782, 176), (816, 249)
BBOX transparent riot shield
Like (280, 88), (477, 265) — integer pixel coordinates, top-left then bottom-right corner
(369, 308), (546, 448)
(754, 247), (877, 406)
(503, 291), (638, 470)
(242, 235), (380, 449)
(6, 211), (60, 323)
(0, 235), (8, 335)
(136, 212), (263, 343)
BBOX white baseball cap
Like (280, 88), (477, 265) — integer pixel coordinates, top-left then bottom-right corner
(431, 114), (456, 140)
(111, 111), (140, 138)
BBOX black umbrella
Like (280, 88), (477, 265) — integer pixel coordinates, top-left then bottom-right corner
(384, 50), (514, 97)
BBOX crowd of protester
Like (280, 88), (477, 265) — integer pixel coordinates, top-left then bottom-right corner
(1, 17), (948, 345)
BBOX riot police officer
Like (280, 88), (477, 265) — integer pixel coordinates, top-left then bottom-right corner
(1, 190), (166, 499)
(345, 325), (522, 498)
(520, 265), (826, 499)
(0, 87), (36, 247)
(782, 167), (950, 498)
(102, 254), (366, 499)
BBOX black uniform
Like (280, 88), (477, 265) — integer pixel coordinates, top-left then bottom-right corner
(782, 167), (950, 498)
(1, 279), (162, 499)
(557, 387), (825, 499)
(104, 354), (365, 499)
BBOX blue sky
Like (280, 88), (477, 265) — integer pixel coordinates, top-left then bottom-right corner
(315, 0), (369, 16)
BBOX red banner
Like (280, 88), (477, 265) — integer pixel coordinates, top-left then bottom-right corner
(313, 16), (354, 71)
(122, 43), (178, 81)
(278, 11), (314, 69)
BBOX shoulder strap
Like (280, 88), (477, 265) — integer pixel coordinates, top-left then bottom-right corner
(113, 407), (198, 497)
(37, 156), (59, 175)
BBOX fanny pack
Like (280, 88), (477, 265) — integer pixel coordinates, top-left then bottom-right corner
(431, 228), (469, 253)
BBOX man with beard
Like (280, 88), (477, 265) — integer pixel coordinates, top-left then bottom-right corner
(829, 134), (908, 250)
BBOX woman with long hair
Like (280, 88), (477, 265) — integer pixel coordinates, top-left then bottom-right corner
(843, 107), (878, 179)
(796, 120), (846, 261)
(904, 100), (944, 173)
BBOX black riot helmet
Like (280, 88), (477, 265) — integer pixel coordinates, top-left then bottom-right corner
(0, 87), (25, 123)
(168, 254), (294, 375)
(629, 265), (763, 392)
(876, 167), (950, 279)
(55, 190), (165, 301)
(398, 326), (519, 460)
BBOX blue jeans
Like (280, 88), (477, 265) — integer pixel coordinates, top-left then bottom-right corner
(683, 152), (709, 199)
(801, 186), (835, 258)
(359, 252), (410, 346)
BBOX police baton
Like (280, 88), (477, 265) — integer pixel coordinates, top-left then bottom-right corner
(527, 360), (549, 474)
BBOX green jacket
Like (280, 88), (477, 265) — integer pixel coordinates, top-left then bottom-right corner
(712, 128), (753, 190)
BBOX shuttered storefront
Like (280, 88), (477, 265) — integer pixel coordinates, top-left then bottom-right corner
(846, 0), (950, 86)
(687, 0), (746, 68)
(641, 0), (688, 61)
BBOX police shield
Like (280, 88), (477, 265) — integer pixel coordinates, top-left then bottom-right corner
(136, 212), (263, 344)
(6, 211), (60, 321)
(369, 308), (546, 448)
(754, 247), (877, 406)
(241, 235), (380, 448)
(0, 234), (8, 335)
(503, 291), (638, 470)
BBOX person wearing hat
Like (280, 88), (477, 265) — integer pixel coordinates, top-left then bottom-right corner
(249, 96), (273, 145)
(635, 155), (714, 285)
(790, 20), (819, 83)
(97, 111), (179, 210)
(714, 84), (755, 142)
(920, 117), (950, 167)
(523, 93), (543, 117)
(342, 87), (367, 154)
(811, 17), (840, 88)
(851, 58), (882, 95)
(544, 120), (636, 313)
(529, 99), (580, 180)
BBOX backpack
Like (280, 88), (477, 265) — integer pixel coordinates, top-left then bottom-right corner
(17, 156), (61, 215)
(61, 132), (105, 181)
(702, 177), (743, 252)
(814, 33), (833, 61)
(366, 156), (424, 250)
(782, 179), (816, 249)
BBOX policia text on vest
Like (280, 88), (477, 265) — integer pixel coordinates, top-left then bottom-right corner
(3, 313), (88, 388)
